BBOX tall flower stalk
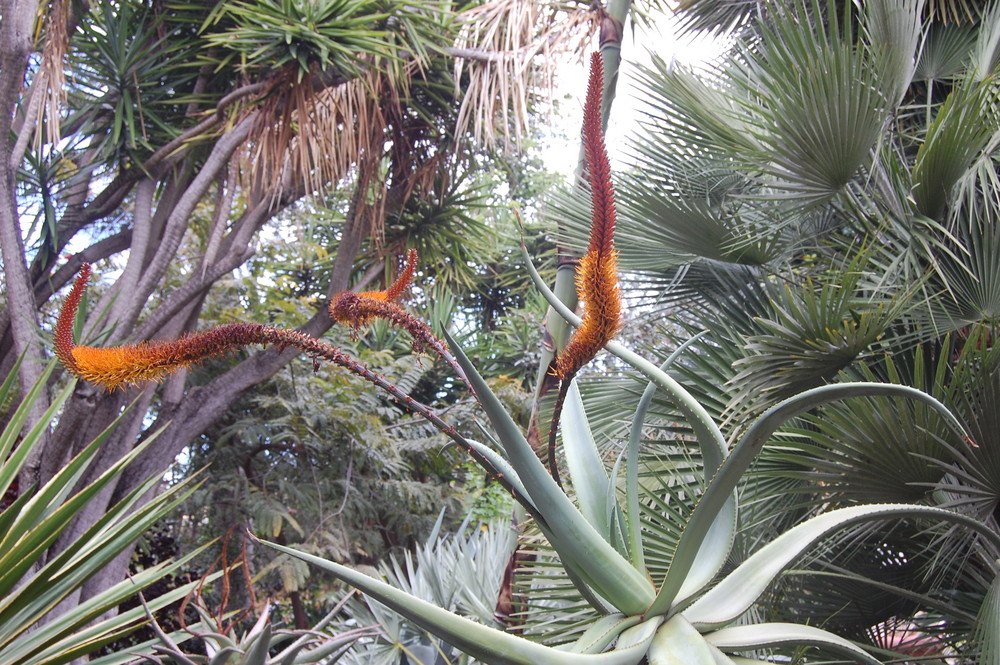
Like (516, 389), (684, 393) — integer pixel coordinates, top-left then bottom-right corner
(546, 51), (623, 483)
(554, 52), (623, 380)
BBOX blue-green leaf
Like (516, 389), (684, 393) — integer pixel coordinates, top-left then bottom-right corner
(445, 332), (655, 614)
(563, 381), (614, 543)
(684, 503), (1000, 629)
(261, 539), (659, 665)
(705, 622), (881, 665)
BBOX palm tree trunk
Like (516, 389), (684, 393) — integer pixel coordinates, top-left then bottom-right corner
(0, 0), (48, 468)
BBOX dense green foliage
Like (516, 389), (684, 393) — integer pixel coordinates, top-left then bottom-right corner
(3, 0), (1000, 662)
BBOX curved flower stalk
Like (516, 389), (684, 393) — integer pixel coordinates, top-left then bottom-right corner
(52, 263), (515, 501)
(329, 248), (469, 385)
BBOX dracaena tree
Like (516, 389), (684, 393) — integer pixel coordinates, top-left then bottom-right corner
(0, 0), (597, 613)
(52, 53), (1000, 664)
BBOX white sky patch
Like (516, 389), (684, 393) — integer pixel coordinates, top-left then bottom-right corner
(543, 12), (726, 177)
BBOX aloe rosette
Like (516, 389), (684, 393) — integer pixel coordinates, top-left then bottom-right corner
(264, 53), (1000, 664)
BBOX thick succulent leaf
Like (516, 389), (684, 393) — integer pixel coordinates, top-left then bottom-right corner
(646, 615), (718, 665)
(651, 380), (971, 615)
(563, 615), (641, 655)
(683, 503), (1000, 629)
(563, 381), (614, 544)
(446, 332), (655, 614)
(464, 439), (533, 508)
(261, 540), (660, 665)
(668, 494), (737, 609)
(704, 623), (881, 665)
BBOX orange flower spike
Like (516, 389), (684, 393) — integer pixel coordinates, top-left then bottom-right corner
(555, 52), (623, 380)
(68, 324), (265, 390)
(381, 248), (418, 302)
(330, 249), (418, 328)
(54, 262), (91, 374)
(55, 265), (327, 391)
(328, 250), (473, 386)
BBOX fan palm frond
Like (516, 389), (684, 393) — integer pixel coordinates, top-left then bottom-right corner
(735, 1), (904, 204)
(911, 75), (1000, 221)
(915, 22), (978, 82)
(730, 254), (910, 406)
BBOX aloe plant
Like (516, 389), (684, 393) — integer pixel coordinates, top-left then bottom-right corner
(52, 53), (1000, 664)
(135, 599), (375, 665)
(263, 56), (1000, 663)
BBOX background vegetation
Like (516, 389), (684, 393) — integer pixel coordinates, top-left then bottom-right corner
(1, 0), (999, 662)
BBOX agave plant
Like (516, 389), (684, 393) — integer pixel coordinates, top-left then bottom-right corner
(53, 53), (1000, 664)
(332, 511), (516, 664)
(136, 597), (375, 665)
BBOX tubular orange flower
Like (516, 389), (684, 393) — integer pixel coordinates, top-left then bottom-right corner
(555, 52), (623, 381)
(328, 249), (471, 387)
(330, 248), (418, 328)
(67, 324), (285, 390)
(55, 265), (353, 391)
